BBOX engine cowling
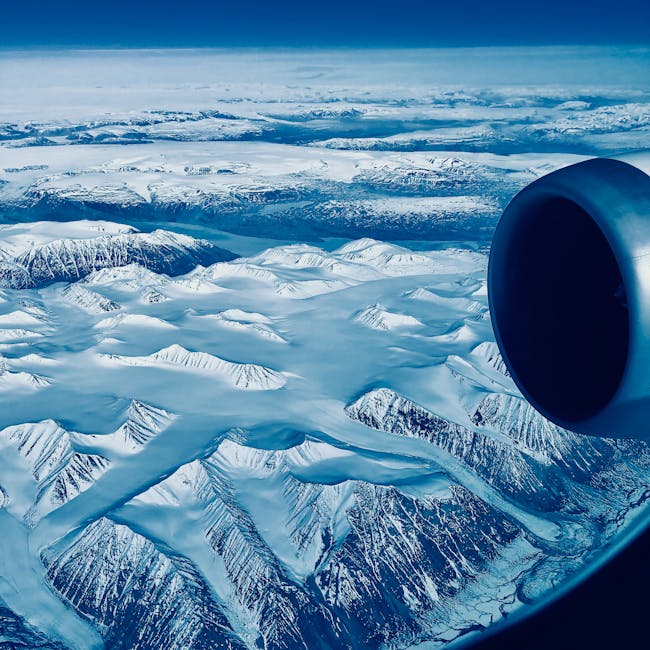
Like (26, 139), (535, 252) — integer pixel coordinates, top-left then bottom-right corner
(488, 152), (650, 438)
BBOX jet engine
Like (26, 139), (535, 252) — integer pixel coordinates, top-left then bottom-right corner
(488, 152), (650, 438)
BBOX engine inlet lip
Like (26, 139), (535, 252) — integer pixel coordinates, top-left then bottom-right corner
(487, 157), (650, 433)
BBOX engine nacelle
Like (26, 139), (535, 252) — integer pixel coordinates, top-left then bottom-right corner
(488, 152), (650, 438)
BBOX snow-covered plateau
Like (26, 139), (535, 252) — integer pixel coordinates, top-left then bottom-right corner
(0, 47), (649, 650)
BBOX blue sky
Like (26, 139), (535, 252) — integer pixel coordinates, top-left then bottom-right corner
(2, 0), (649, 47)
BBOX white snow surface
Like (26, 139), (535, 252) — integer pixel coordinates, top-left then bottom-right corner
(0, 219), (645, 649)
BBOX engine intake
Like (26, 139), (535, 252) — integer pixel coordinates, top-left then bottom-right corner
(488, 153), (650, 437)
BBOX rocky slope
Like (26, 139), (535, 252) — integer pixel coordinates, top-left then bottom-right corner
(0, 224), (236, 289)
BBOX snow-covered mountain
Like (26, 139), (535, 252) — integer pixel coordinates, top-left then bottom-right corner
(1, 46), (649, 650)
(43, 518), (247, 650)
(103, 344), (286, 391)
(2, 49), (648, 240)
(0, 219), (647, 650)
(0, 151), (514, 240)
(0, 222), (236, 289)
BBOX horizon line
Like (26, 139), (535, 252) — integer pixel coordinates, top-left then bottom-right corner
(1, 42), (649, 52)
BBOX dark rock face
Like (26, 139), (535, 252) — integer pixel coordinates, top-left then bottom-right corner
(0, 230), (236, 289)
(39, 463), (521, 650)
(346, 388), (650, 516)
(0, 601), (69, 650)
(42, 518), (246, 650)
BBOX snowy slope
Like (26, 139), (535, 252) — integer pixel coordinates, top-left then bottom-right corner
(0, 222), (236, 289)
(103, 344), (286, 391)
(0, 219), (646, 650)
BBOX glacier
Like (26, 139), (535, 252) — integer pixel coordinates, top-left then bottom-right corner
(0, 46), (649, 649)
(0, 221), (647, 648)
